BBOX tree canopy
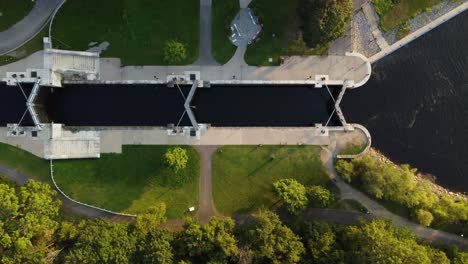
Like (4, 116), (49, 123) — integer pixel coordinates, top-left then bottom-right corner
(273, 178), (308, 214)
(299, 0), (353, 47)
(165, 147), (189, 172)
(163, 40), (187, 64)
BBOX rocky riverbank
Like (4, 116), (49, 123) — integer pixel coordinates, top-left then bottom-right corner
(368, 148), (468, 202)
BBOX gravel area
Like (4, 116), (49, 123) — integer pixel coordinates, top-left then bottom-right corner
(384, 0), (468, 45)
(353, 10), (380, 57)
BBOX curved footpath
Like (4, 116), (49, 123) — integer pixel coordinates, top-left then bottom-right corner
(0, 0), (64, 55)
(322, 133), (468, 250)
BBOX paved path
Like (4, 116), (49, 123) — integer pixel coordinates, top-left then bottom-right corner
(361, 2), (389, 50)
(0, 0), (64, 55)
(0, 164), (133, 222)
(195, 145), (219, 223)
(370, 1), (468, 63)
(195, 0), (218, 65)
(321, 134), (468, 250)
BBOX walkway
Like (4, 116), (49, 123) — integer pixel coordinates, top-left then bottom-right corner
(0, 0), (64, 55)
(361, 2), (389, 51)
(369, 1), (468, 63)
(321, 133), (468, 250)
(194, 0), (217, 65)
(195, 145), (219, 223)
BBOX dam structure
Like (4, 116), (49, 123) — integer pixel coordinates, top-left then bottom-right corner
(0, 38), (372, 159)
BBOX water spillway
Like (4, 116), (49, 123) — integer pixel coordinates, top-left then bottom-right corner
(0, 83), (339, 127)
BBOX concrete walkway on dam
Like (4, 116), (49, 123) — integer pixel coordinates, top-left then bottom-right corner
(100, 53), (370, 86)
(98, 127), (332, 154)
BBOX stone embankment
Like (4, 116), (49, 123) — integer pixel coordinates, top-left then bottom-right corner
(368, 148), (468, 201)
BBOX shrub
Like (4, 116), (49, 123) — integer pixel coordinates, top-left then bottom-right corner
(372, 0), (394, 17)
(163, 40), (187, 64)
(165, 147), (188, 173)
(307, 185), (333, 208)
(273, 179), (308, 215)
(415, 209), (434, 227)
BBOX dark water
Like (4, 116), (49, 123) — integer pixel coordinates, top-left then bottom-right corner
(343, 11), (468, 192)
(0, 84), (33, 126)
(39, 84), (337, 127)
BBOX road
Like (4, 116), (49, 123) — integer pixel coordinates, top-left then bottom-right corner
(0, 0), (64, 55)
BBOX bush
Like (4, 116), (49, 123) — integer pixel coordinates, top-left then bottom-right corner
(416, 209), (434, 227)
(273, 179), (308, 215)
(307, 185), (333, 208)
(163, 40), (187, 64)
(165, 147), (188, 172)
(372, 0), (394, 17)
(299, 0), (353, 47)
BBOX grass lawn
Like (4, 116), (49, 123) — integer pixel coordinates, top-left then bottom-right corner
(51, 0), (199, 65)
(0, 143), (50, 182)
(376, 0), (442, 31)
(212, 0), (238, 64)
(53, 146), (200, 218)
(0, 26), (48, 66)
(0, 0), (34, 32)
(245, 0), (300, 66)
(212, 145), (330, 215)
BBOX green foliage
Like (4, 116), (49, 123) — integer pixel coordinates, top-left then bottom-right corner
(335, 159), (354, 182)
(248, 210), (305, 263)
(137, 229), (174, 264)
(307, 185), (333, 208)
(0, 180), (61, 263)
(300, 221), (343, 262)
(397, 22), (410, 39)
(177, 217), (238, 263)
(416, 209), (434, 227)
(165, 147), (189, 172)
(335, 154), (468, 226)
(344, 219), (449, 264)
(135, 203), (167, 236)
(299, 0), (353, 47)
(63, 219), (136, 263)
(372, 0), (395, 17)
(273, 179), (308, 214)
(164, 40), (188, 64)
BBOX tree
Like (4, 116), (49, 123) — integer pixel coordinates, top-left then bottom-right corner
(165, 147), (188, 172)
(164, 40), (187, 64)
(415, 209), (434, 227)
(335, 159), (354, 182)
(344, 219), (449, 264)
(307, 185), (333, 208)
(138, 229), (174, 264)
(300, 221), (343, 263)
(247, 210), (305, 263)
(177, 217), (238, 263)
(299, 0), (353, 47)
(135, 203), (167, 235)
(273, 179), (308, 214)
(64, 219), (136, 263)
(0, 180), (61, 263)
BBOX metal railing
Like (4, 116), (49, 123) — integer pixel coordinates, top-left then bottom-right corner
(49, 159), (136, 218)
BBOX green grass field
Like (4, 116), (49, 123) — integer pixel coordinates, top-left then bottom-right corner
(245, 0), (300, 66)
(212, 0), (238, 64)
(0, 143), (200, 219)
(51, 0), (199, 65)
(53, 146), (200, 218)
(0, 143), (50, 182)
(376, 0), (442, 31)
(0, 0), (34, 32)
(212, 146), (330, 215)
(0, 26), (48, 66)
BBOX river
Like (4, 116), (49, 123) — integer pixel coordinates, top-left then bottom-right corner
(342, 11), (468, 192)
